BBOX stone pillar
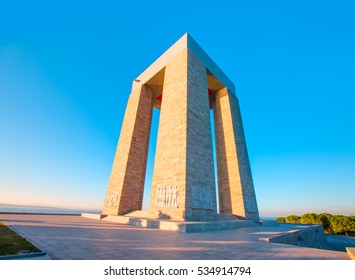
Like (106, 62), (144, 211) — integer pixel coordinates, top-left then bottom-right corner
(213, 87), (259, 220)
(102, 85), (153, 216)
(149, 47), (217, 221)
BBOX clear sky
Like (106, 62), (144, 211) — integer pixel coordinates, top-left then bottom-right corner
(1, 0), (354, 217)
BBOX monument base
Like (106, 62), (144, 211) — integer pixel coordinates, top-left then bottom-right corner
(81, 212), (272, 233)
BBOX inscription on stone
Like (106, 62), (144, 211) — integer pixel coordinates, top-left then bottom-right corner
(105, 193), (118, 207)
(191, 186), (213, 209)
(155, 186), (178, 208)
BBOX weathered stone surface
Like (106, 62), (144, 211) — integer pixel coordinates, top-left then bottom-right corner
(213, 87), (259, 220)
(149, 47), (216, 221)
(102, 85), (153, 215)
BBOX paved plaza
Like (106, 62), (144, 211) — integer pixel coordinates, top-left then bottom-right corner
(0, 214), (349, 260)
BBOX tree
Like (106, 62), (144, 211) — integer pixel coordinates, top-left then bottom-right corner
(276, 217), (285, 223)
(285, 215), (300, 223)
(275, 212), (355, 235)
(300, 213), (319, 224)
(318, 213), (331, 233)
(329, 215), (355, 236)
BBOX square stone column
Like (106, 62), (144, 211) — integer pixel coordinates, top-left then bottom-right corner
(149, 47), (217, 221)
(101, 33), (259, 223)
(102, 85), (153, 216)
(213, 87), (259, 220)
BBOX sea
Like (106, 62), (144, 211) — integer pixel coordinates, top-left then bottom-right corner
(0, 204), (100, 215)
(0, 204), (275, 220)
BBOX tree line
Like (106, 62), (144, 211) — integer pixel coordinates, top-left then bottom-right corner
(276, 213), (355, 236)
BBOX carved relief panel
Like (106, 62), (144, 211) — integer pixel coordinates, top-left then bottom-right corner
(155, 186), (179, 208)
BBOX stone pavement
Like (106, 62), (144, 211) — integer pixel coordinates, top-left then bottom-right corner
(0, 214), (349, 260)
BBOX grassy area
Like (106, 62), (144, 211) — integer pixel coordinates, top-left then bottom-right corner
(0, 221), (40, 256)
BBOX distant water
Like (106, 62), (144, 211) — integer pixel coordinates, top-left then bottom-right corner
(260, 216), (276, 220)
(0, 204), (100, 215)
(0, 204), (276, 219)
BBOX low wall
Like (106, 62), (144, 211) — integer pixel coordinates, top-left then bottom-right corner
(259, 224), (329, 249)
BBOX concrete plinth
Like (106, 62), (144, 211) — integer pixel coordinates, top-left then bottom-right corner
(82, 212), (259, 233)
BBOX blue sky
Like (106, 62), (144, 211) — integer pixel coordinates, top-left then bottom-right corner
(1, 0), (354, 217)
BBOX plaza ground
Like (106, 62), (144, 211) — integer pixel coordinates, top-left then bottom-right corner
(0, 214), (350, 260)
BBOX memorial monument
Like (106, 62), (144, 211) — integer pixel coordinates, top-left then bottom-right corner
(102, 33), (259, 222)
